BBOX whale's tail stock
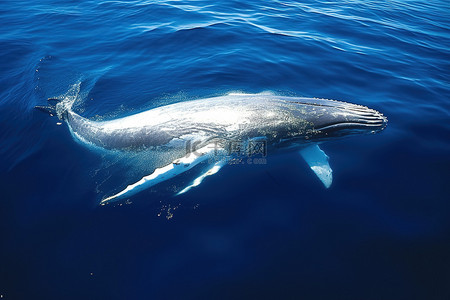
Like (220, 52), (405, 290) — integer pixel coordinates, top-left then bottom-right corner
(34, 83), (80, 120)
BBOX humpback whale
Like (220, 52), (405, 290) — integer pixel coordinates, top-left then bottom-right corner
(37, 88), (387, 205)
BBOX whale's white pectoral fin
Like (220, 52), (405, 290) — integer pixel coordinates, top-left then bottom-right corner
(299, 144), (333, 188)
(176, 160), (226, 196)
(100, 144), (221, 205)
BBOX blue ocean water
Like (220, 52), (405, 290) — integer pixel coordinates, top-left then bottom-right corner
(1, 0), (449, 299)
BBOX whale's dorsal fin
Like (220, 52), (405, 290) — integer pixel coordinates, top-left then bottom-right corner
(299, 144), (333, 188)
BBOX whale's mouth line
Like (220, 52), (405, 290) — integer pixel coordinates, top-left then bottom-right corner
(314, 111), (388, 133)
(315, 121), (386, 132)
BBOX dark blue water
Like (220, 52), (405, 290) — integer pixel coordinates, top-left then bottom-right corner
(1, 1), (449, 299)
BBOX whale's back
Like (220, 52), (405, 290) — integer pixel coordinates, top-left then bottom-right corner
(64, 94), (386, 154)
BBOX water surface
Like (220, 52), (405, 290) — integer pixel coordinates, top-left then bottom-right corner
(1, 0), (449, 299)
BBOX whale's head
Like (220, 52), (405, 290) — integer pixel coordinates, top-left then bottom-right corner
(286, 98), (387, 141)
